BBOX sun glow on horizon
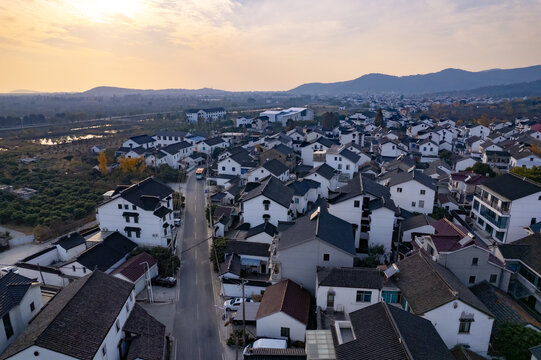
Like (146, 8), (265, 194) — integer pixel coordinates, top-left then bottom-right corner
(71, 0), (143, 23)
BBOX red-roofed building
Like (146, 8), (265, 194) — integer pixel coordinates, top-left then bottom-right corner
(414, 219), (512, 291)
(256, 279), (310, 342)
(112, 252), (158, 295)
(448, 171), (488, 206)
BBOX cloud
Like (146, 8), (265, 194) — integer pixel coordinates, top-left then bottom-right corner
(0, 0), (540, 92)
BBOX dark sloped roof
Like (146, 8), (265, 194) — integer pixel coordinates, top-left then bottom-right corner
(396, 252), (492, 316)
(0, 271), (133, 360)
(499, 234), (541, 274)
(161, 141), (191, 155)
(470, 281), (541, 331)
(230, 151), (258, 168)
(245, 222), (277, 238)
(262, 159), (289, 176)
(287, 179), (318, 196)
(124, 304), (166, 360)
(279, 207), (356, 256)
(112, 252), (157, 282)
(53, 232), (85, 250)
(225, 241), (270, 257)
(153, 206), (172, 218)
(379, 170), (437, 191)
(76, 232), (137, 271)
(130, 134), (155, 144)
(339, 148), (360, 164)
(317, 267), (383, 289)
(243, 176), (294, 208)
(307, 163), (336, 180)
(111, 177), (172, 211)
(400, 214), (436, 232)
(328, 175), (391, 204)
(256, 279), (310, 324)
(205, 137), (226, 146)
(336, 302), (453, 360)
(268, 143), (294, 156)
(0, 272), (34, 318)
(480, 173), (541, 200)
(219, 254), (242, 277)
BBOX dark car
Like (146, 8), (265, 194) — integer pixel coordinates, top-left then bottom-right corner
(152, 276), (177, 287)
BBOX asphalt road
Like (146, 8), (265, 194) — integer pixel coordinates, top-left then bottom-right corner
(174, 173), (225, 360)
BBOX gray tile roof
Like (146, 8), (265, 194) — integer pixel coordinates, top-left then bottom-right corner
(0, 272), (34, 318)
(499, 234), (541, 275)
(262, 159), (289, 176)
(225, 240), (270, 257)
(378, 170), (437, 191)
(279, 207), (356, 256)
(130, 134), (155, 144)
(161, 140), (191, 155)
(481, 173), (541, 200)
(1, 271), (134, 360)
(243, 176), (294, 208)
(307, 163), (337, 180)
(245, 222), (277, 239)
(400, 214), (436, 232)
(76, 232), (137, 271)
(396, 252), (493, 316)
(335, 302), (453, 360)
(111, 177), (173, 211)
(53, 232), (85, 250)
(124, 304), (166, 360)
(317, 267), (383, 289)
(328, 175), (392, 204)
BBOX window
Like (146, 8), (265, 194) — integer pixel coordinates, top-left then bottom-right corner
(132, 205), (136, 210)
(354, 200), (360, 208)
(469, 276), (476, 284)
(126, 303), (130, 313)
(115, 319), (120, 332)
(30, 302), (35, 312)
(125, 216), (130, 223)
(346, 165), (350, 170)
(281, 327), (290, 338)
(419, 200), (424, 208)
(118, 204), (122, 209)
(232, 167), (236, 172)
(323, 253), (330, 261)
(222, 166), (225, 171)
(382, 291), (400, 304)
(356, 291), (372, 302)
(458, 320), (472, 333)
(420, 189), (426, 195)
(411, 202), (416, 207)
(102, 345), (107, 356)
(124, 204), (129, 210)
(397, 188), (403, 193)
(295, 198), (299, 204)
(72, 265), (76, 272)
(3, 314), (13, 339)
(490, 274), (497, 283)
(472, 257), (478, 266)
(263, 200), (270, 211)
(136, 232), (141, 238)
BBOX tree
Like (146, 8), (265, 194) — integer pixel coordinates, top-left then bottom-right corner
(510, 166), (541, 183)
(97, 151), (108, 175)
(375, 109), (384, 127)
(465, 162), (496, 177)
(439, 150), (453, 165)
(118, 156), (144, 174)
(285, 118), (295, 131)
(492, 322), (541, 360)
(321, 112), (339, 128)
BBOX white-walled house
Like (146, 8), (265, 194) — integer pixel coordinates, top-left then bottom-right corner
(303, 164), (339, 198)
(247, 159), (289, 183)
(316, 267), (386, 315)
(122, 135), (156, 150)
(112, 252), (158, 296)
(96, 177), (175, 249)
(325, 147), (362, 180)
(259, 107), (314, 126)
(153, 131), (189, 147)
(454, 157), (477, 172)
(269, 207), (356, 294)
(327, 176), (397, 253)
(218, 151), (258, 177)
(509, 148), (541, 169)
(242, 176), (294, 228)
(287, 179), (319, 215)
(379, 139), (408, 158)
(197, 137), (228, 155)
(300, 138), (335, 166)
(397, 252), (494, 354)
(471, 173), (541, 243)
(0, 271), (166, 360)
(0, 273), (42, 355)
(468, 124), (490, 139)
(186, 107), (226, 122)
(256, 280), (310, 342)
(377, 170), (436, 214)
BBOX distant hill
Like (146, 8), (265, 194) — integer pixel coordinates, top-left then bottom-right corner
(81, 86), (231, 97)
(289, 65), (541, 95)
(437, 80), (541, 98)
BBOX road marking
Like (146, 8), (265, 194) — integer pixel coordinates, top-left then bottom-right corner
(195, 271), (198, 286)
(196, 303), (199, 320)
(198, 347), (202, 360)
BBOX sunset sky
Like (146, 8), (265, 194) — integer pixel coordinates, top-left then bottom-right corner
(1, 0), (540, 93)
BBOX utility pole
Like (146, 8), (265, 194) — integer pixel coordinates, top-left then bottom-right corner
(242, 278), (246, 345)
(140, 261), (154, 303)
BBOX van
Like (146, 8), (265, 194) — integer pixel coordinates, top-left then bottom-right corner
(243, 338), (287, 356)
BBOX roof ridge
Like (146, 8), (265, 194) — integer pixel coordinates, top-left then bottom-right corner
(418, 252), (458, 299)
(443, 218), (467, 238)
(382, 303), (414, 360)
(279, 280), (289, 313)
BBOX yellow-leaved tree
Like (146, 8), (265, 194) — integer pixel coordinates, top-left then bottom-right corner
(98, 151), (108, 175)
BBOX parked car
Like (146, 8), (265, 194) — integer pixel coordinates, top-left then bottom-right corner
(152, 276), (177, 287)
(224, 297), (254, 311)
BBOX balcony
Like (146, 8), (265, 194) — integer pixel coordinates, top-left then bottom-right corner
(478, 204), (509, 229)
(474, 190), (510, 214)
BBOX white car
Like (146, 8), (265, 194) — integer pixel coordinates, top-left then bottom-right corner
(224, 297), (254, 311)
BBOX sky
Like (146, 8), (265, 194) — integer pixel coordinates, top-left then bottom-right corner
(0, 0), (540, 93)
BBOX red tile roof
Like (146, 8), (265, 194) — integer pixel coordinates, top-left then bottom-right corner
(256, 279), (310, 324)
(112, 252), (157, 282)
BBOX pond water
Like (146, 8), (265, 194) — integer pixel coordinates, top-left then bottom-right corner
(35, 134), (104, 145)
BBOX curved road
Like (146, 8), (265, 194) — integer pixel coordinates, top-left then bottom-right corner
(174, 173), (225, 360)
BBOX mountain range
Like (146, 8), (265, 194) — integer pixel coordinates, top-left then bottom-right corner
(289, 65), (541, 95)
